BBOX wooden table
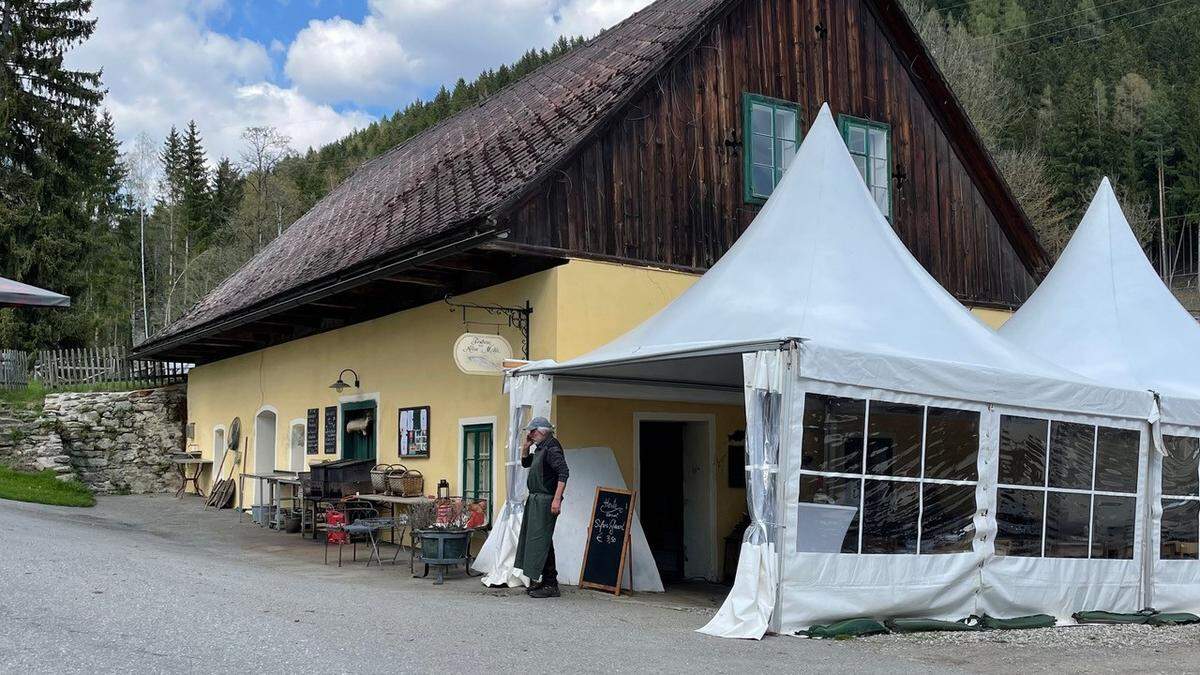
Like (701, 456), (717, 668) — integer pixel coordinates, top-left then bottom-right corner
(171, 457), (212, 498)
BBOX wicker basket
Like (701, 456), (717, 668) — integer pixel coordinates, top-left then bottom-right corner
(387, 468), (424, 497)
(370, 464), (399, 493)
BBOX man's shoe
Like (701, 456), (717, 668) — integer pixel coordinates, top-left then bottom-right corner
(525, 581), (543, 595)
(529, 584), (560, 598)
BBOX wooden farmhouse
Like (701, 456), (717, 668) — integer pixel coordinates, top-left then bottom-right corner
(136, 0), (1047, 583)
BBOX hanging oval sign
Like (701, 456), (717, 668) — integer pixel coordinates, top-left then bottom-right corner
(453, 333), (514, 375)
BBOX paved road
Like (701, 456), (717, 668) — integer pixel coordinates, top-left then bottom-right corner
(0, 496), (1196, 674)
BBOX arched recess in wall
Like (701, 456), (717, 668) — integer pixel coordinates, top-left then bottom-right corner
(288, 419), (306, 472)
(253, 406), (278, 505)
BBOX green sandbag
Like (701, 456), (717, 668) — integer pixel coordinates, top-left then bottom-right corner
(1146, 612), (1200, 626)
(884, 618), (982, 633)
(968, 613), (1057, 630)
(798, 617), (889, 639)
(1072, 610), (1155, 625)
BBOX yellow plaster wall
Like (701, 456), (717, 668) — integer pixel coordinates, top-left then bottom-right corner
(969, 306), (1014, 329)
(188, 267), (559, 505)
(186, 258), (703, 509)
(554, 395), (746, 580)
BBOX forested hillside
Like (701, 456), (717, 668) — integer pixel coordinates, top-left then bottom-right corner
(2, 0), (1199, 351)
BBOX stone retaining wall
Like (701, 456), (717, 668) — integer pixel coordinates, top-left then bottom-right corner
(0, 384), (187, 494)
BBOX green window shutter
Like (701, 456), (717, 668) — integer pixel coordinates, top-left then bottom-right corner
(462, 423), (493, 527)
(838, 115), (892, 220)
(743, 93), (803, 204)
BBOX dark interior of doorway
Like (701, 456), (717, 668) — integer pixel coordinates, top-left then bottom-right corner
(639, 421), (687, 584)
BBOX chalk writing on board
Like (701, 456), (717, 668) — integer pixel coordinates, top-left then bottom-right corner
(594, 497), (628, 544)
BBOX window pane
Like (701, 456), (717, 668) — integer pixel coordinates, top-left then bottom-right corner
(873, 187), (889, 213)
(802, 394), (865, 474)
(751, 164), (773, 197)
(776, 109), (797, 140)
(1048, 421), (1094, 490)
(799, 475), (860, 553)
(996, 488), (1045, 556)
(1091, 495), (1135, 559)
(920, 483), (976, 554)
(869, 127), (888, 159)
(852, 155), (868, 181)
(778, 140), (797, 170)
(846, 125), (867, 154)
(866, 401), (922, 477)
(1161, 499), (1199, 560)
(1163, 435), (1200, 496)
(871, 158), (888, 186)
(923, 407), (979, 481)
(999, 415), (1047, 486)
(751, 103), (773, 135)
(861, 479), (919, 554)
(1045, 491), (1091, 558)
(751, 133), (773, 167)
(1094, 427), (1138, 493)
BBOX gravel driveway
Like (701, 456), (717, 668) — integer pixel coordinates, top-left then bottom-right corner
(1, 496), (1197, 674)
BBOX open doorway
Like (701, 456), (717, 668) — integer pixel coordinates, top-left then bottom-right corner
(636, 415), (716, 584)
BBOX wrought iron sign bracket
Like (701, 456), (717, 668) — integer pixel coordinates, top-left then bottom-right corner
(445, 296), (533, 359)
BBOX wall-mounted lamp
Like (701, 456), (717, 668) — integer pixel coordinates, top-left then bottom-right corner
(329, 368), (360, 393)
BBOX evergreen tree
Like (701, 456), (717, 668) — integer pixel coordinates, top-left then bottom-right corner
(0, 0), (108, 349)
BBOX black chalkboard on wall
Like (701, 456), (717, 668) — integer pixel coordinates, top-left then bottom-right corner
(306, 408), (319, 455)
(323, 406), (338, 454)
(579, 487), (637, 596)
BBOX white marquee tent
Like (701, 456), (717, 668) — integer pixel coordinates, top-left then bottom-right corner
(476, 105), (1159, 638)
(1000, 178), (1200, 613)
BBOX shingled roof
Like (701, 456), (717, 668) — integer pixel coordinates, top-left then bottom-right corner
(141, 0), (1045, 358)
(142, 0), (734, 348)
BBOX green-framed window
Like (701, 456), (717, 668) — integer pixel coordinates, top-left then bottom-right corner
(743, 93), (802, 203)
(462, 423), (493, 527)
(839, 115), (892, 218)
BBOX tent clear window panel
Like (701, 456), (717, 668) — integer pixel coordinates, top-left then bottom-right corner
(743, 93), (800, 203)
(802, 395), (865, 474)
(1163, 435), (1200, 496)
(839, 115), (892, 217)
(998, 415), (1047, 486)
(866, 401), (922, 477)
(996, 489), (1045, 556)
(995, 415), (1138, 559)
(1161, 434), (1200, 559)
(1162, 499), (1200, 560)
(798, 393), (979, 555)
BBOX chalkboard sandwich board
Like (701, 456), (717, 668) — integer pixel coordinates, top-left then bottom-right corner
(579, 487), (637, 596)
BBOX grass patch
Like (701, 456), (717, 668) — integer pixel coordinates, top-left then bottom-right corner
(0, 381), (47, 409)
(0, 465), (95, 507)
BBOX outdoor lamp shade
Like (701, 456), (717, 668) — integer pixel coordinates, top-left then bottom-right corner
(330, 369), (360, 392)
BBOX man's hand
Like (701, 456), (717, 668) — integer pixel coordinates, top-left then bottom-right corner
(550, 498), (562, 515)
(521, 434), (533, 455)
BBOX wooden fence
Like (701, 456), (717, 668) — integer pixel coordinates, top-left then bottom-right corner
(0, 346), (190, 391)
(0, 350), (32, 391)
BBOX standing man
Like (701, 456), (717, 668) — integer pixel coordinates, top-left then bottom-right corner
(514, 416), (569, 598)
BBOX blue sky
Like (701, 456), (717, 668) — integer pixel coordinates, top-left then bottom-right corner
(67, 1), (650, 162)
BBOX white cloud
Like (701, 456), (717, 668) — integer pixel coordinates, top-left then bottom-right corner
(67, 0), (372, 161)
(65, 0), (651, 163)
(285, 17), (420, 106)
(286, 0), (652, 106)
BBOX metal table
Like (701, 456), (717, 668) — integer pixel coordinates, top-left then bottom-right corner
(237, 471), (300, 524)
(355, 494), (434, 571)
(171, 457), (212, 498)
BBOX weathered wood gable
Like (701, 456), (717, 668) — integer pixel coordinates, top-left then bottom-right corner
(505, 0), (1038, 308)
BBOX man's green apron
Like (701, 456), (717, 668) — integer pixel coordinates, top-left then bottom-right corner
(514, 446), (557, 580)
